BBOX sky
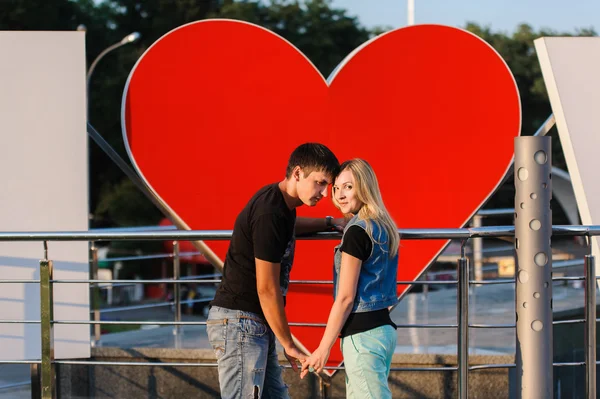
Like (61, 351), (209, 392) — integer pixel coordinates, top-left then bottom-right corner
(330, 0), (599, 34)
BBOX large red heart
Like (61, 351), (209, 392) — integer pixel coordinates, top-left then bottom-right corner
(122, 20), (520, 372)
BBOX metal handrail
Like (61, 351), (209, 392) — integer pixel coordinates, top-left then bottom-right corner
(1, 225), (598, 398)
(4, 317), (596, 328)
(0, 225), (599, 241)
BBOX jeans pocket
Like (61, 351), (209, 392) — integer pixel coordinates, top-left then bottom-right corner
(239, 317), (267, 337)
(207, 319), (226, 360)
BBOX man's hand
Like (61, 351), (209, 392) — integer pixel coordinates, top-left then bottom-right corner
(332, 217), (348, 232)
(284, 345), (307, 373)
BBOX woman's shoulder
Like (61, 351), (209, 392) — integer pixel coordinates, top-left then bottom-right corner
(347, 215), (367, 229)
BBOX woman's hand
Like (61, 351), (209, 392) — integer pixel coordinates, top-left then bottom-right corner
(300, 346), (331, 379)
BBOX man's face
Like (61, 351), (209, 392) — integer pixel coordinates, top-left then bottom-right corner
(296, 169), (332, 207)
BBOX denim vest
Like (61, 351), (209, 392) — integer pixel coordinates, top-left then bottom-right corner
(333, 215), (399, 313)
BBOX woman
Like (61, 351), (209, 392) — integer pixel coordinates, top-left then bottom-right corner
(300, 158), (399, 398)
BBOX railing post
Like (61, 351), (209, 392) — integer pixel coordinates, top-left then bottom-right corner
(30, 363), (40, 399)
(173, 241), (181, 337)
(40, 241), (55, 399)
(317, 375), (329, 399)
(457, 244), (469, 399)
(514, 136), (553, 398)
(585, 254), (596, 398)
(89, 244), (100, 345)
(471, 214), (483, 285)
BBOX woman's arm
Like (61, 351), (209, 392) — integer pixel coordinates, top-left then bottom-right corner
(300, 252), (361, 377)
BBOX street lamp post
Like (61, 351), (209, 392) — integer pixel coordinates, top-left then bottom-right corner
(84, 31), (140, 227)
(86, 32), (141, 118)
(407, 0), (415, 26)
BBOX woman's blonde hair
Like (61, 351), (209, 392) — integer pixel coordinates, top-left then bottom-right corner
(333, 159), (399, 257)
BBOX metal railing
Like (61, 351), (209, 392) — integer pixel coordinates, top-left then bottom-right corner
(0, 226), (598, 398)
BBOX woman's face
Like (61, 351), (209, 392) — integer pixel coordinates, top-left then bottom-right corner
(333, 169), (363, 215)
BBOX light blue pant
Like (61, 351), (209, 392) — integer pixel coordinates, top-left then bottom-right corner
(341, 325), (397, 399)
(207, 306), (289, 399)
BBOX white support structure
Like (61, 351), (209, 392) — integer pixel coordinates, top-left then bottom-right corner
(535, 37), (600, 284)
(0, 31), (90, 360)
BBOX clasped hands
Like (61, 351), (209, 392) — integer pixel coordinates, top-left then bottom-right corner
(284, 345), (331, 379)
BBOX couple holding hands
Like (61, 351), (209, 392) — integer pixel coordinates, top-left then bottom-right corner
(208, 143), (399, 398)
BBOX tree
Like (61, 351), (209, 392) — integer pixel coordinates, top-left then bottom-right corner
(466, 22), (597, 171)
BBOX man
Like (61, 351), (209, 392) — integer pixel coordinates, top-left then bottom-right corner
(207, 143), (341, 398)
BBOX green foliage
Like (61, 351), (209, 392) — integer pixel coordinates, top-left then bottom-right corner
(3, 1), (596, 225)
(95, 178), (163, 226)
(465, 22), (597, 171)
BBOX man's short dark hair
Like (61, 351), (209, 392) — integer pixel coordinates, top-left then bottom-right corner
(285, 143), (340, 179)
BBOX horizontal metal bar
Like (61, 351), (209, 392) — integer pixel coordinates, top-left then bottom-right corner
(45, 359), (599, 370)
(467, 320), (590, 329)
(554, 319), (585, 325)
(554, 259), (584, 268)
(0, 381), (30, 390)
(53, 276), (585, 286)
(102, 251), (204, 263)
(91, 225), (177, 233)
(180, 298), (211, 305)
(472, 362), (589, 369)
(555, 362), (585, 367)
(470, 364), (516, 370)
(51, 359), (458, 372)
(181, 274), (222, 280)
(46, 317), (600, 329)
(396, 323), (458, 329)
(0, 320), (40, 324)
(469, 324), (515, 328)
(0, 360), (41, 364)
(53, 279), (220, 284)
(389, 366), (459, 371)
(0, 279), (40, 284)
(554, 276), (586, 282)
(50, 320), (465, 329)
(476, 208), (515, 217)
(94, 302), (172, 314)
(399, 280), (459, 285)
(3, 225), (600, 241)
(289, 322), (326, 327)
(54, 360), (219, 367)
(54, 320), (209, 326)
(93, 297), (213, 315)
(0, 230), (234, 241)
(469, 279), (515, 285)
(52, 278), (458, 286)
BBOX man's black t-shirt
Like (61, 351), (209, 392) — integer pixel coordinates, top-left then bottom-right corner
(210, 183), (296, 317)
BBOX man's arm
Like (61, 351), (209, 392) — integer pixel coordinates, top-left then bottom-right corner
(255, 258), (306, 369)
(295, 216), (346, 235)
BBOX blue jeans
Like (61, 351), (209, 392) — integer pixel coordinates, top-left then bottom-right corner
(341, 325), (397, 399)
(207, 306), (289, 399)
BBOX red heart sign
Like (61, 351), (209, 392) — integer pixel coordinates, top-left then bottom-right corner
(122, 20), (520, 372)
